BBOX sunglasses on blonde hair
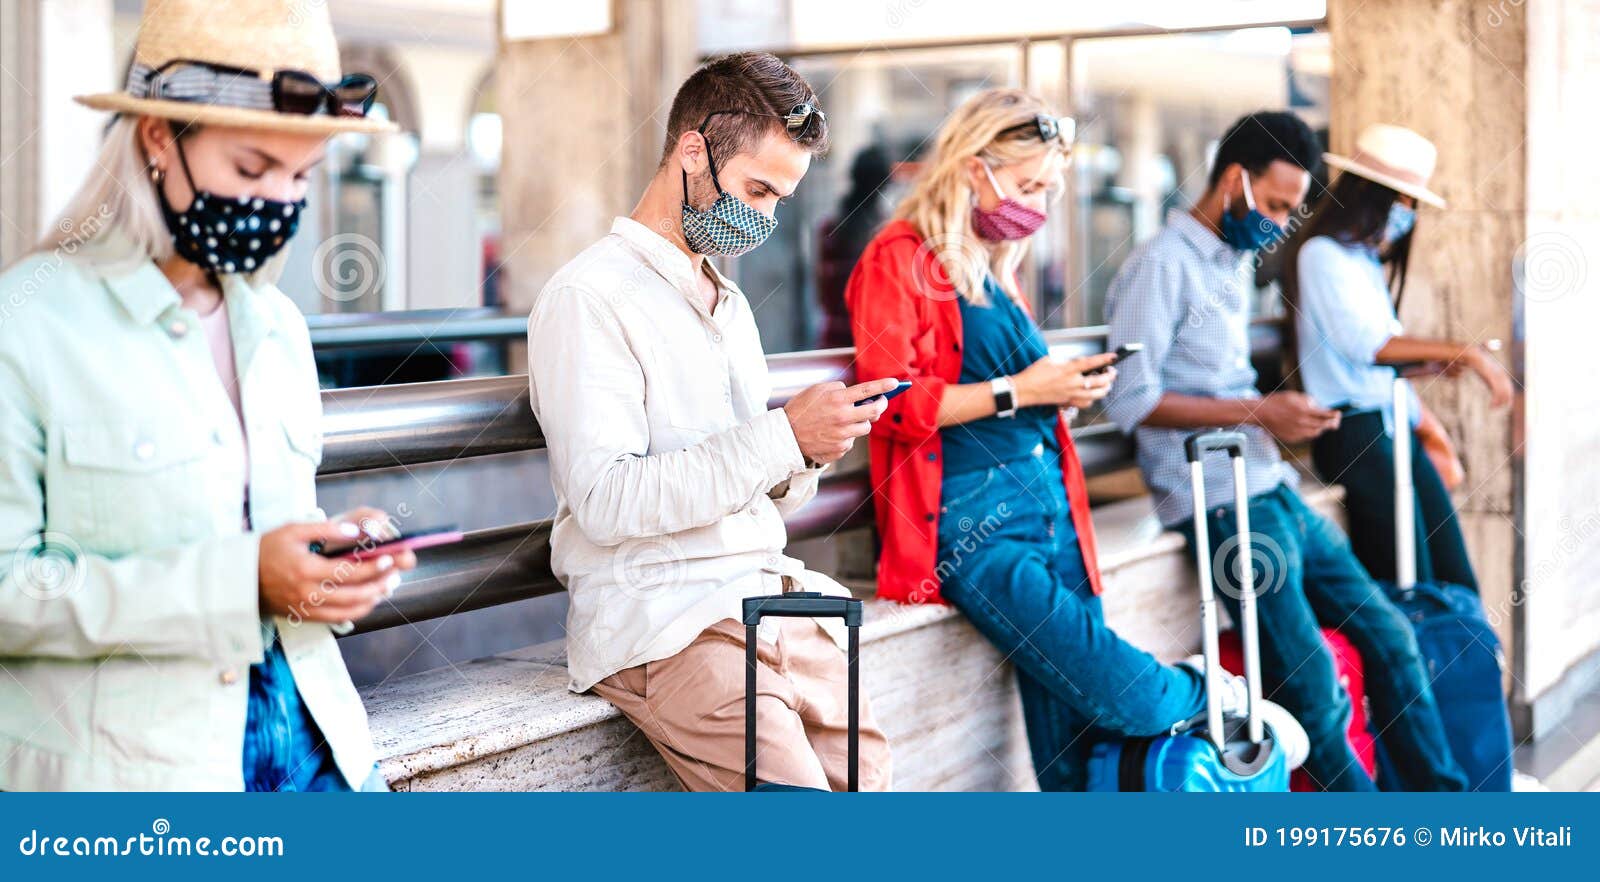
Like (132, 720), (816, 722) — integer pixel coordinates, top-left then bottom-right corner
(998, 114), (1075, 148)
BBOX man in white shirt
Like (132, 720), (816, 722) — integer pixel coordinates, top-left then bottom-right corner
(527, 51), (898, 791)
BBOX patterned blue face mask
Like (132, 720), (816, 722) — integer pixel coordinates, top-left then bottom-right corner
(1383, 202), (1416, 245)
(680, 139), (777, 257)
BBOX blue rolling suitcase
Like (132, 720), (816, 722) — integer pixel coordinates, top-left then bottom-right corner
(1370, 374), (1513, 791)
(743, 591), (863, 791)
(1086, 431), (1290, 792)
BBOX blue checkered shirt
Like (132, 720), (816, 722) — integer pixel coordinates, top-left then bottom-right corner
(1102, 209), (1299, 527)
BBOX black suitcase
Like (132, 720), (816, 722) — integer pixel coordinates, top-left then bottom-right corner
(742, 591), (863, 791)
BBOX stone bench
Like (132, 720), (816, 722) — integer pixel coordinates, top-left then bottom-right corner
(360, 483), (1346, 791)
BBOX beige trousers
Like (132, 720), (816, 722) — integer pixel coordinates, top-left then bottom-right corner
(591, 616), (893, 792)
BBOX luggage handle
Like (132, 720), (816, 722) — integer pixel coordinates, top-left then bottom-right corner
(1391, 369), (1418, 591)
(1186, 430), (1265, 749)
(743, 592), (863, 792)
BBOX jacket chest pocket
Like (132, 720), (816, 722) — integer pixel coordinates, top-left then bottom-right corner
(258, 420), (322, 526)
(56, 422), (215, 555)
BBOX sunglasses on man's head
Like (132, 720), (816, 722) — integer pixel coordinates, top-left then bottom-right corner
(999, 114), (1076, 147)
(148, 59), (378, 118)
(697, 103), (827, 142)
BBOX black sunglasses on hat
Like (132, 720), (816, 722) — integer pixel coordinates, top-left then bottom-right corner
(144, 59), (378, 118)
(999, 114), (1076, 147)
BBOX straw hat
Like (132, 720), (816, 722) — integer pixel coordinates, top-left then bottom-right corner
(1323, 124), (1445, 208)
(75, 0), (396, 136)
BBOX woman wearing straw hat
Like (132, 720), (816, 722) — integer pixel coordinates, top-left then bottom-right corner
(0, 0), (413, 791)
(1283, 123), (1512, 594)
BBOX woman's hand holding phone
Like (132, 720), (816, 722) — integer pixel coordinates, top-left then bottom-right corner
(258, 506), (418, 624)
(1013, 352), (1118, 410)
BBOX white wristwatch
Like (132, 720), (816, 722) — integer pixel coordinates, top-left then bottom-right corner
(991, 376), (1018, 419)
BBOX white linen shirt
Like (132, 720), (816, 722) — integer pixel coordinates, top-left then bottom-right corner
(527, 217), (845, 693)
(1293, 235), (1421, 437)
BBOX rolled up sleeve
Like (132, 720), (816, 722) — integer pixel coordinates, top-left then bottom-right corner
(1103, 253), (1183, 434)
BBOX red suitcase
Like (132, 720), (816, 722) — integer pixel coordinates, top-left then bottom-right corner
(1218, 628), (1377, 791)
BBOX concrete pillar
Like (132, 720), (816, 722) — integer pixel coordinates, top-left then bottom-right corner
(495, 0), (698, 315)
(0, 0), (113, 266)
(0, 0), (38, 267)
(1329, 0), (1600, 740)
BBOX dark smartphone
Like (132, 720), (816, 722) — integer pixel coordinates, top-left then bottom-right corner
(311, 525), (464, 561)
(855, 380), (913, 406)
(1084, 343), (1144, 375)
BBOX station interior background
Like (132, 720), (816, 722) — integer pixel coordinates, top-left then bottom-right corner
(4, 0), (1598, 786)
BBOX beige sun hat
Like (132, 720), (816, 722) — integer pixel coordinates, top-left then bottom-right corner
(75, 0), (396, 136)
(1323, 123), (1445, 208)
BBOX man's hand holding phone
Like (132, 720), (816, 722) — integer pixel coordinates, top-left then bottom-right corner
(1250, 391), (1341, 443)
(783, 377), (901, 466)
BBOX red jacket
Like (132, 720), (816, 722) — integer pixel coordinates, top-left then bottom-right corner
(844, 219), (1104, 604)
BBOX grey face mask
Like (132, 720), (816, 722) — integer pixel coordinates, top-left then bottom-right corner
(679, 141), (777, 257)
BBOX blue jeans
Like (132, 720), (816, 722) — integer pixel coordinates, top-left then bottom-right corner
(243, 635), (386, 792)
(937, 446), (1207, 791)
(1176, 483), (1469, 792)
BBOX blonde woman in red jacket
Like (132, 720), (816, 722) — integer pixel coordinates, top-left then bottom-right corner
(846, 89), (1304, 790)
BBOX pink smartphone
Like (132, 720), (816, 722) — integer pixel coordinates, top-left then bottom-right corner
(313, 526), (464, 561)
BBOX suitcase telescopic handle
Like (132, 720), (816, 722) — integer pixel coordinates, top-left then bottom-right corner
(1185, 429), (1248, 464)
(1391, 369), (1418, 591)
(1186, 430), (1265, 749)
(743, 593), (863, 792)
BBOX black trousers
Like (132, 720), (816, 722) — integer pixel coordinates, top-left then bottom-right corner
(1310, 409), (1479, 592)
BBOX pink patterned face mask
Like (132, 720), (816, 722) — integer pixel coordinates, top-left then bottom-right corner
(971, 163), (1048, 241)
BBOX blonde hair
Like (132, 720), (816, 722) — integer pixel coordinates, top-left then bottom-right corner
(35, 115), (289, 286)
(894, 88), (1069, 306)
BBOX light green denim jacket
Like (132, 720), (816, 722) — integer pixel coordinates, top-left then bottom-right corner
(0, 235), (378, 791)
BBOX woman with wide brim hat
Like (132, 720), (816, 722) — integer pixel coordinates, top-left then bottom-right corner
(0, 0), (413, 791)
(1282, 123), (1512, 597)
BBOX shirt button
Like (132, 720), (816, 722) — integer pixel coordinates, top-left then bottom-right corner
(211, 429), (225, 446)
(219, 669), (239, 686)
(713, 333), (723, 343)
(133, 439), (156, 461)
(169, 320), (189, 337)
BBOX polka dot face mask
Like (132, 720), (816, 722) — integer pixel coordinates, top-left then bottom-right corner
(679, 139), (777, 257)
(157, 139), (306, 275)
